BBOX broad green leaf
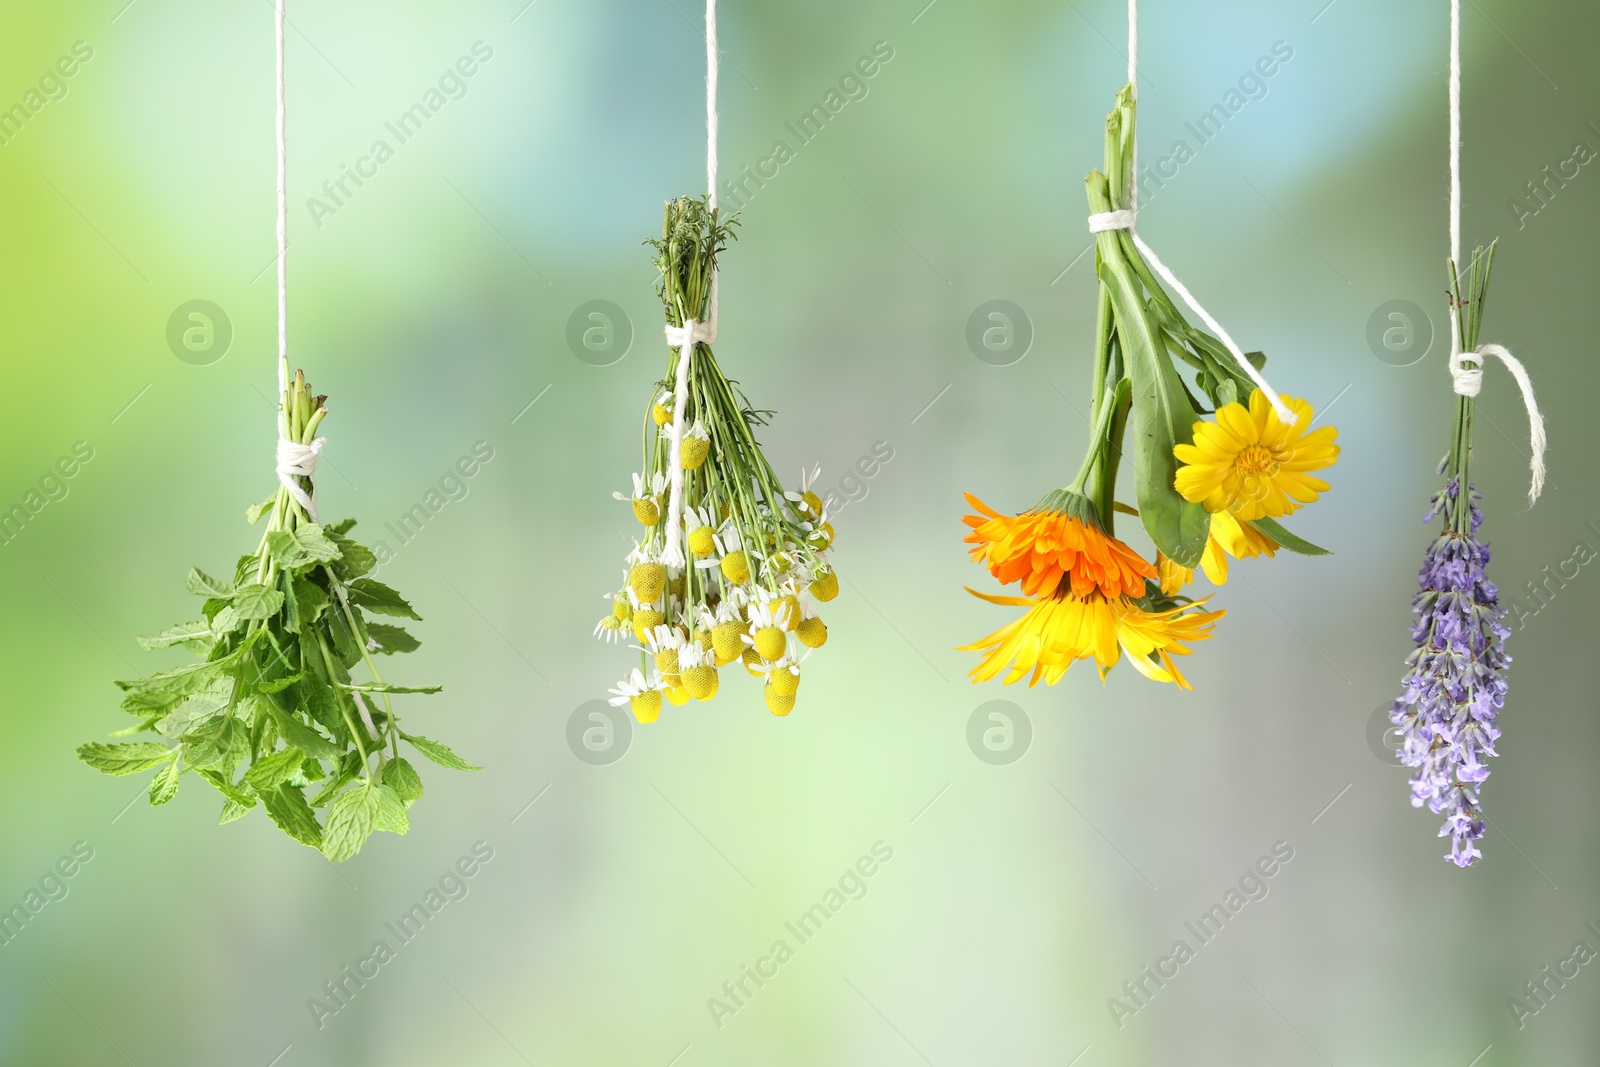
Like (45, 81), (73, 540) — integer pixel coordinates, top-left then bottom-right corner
(186, 568), (233, 598)
(137, 621), (214, 652)
(374, 785), (411, 835)
(259, 784), (323, 848)
(265, 705), (341, 759)
(364, 623), (419, 655)
(321, 784), (381, 862)
(148, 760), (181, 806)
(1093, 235), (1209, 568)
(346, 579), (421, 621)
(327, 517), (357, 536)
(341, 682), (442, 696)
(267, 524), (343, 571)
(231, 583), (285, 622)
(381, 757), (424, 802)
(1248, 517), (1332, 557)
(245, 746), (305, 791)
(401, 733), (481, 771)
(78, 742), (175, 776)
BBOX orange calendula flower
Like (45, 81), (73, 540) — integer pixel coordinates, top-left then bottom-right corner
(1173, 390), (1339, 522)
(1158, 510), (1280, 592)
(958, 586), (1223, 690)
(964, 490), (1155, 599)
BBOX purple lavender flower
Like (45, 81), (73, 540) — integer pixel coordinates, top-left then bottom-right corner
(1390, 481), (1510, 867)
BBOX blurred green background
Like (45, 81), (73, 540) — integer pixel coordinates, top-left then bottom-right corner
(1, 0), (1596, 1063)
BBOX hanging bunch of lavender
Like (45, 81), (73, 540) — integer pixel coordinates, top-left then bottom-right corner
(1389, 244), (1520, 867)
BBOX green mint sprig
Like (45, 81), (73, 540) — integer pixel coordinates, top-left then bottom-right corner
(78, 369), (477, 862)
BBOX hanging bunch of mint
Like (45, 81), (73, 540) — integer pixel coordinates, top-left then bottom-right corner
(78, 369), (477, 862)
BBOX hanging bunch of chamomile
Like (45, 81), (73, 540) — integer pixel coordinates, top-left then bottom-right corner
(78, 370), (478, 862)
(597, 196), (839, 721)
(960, 85), (1340, 688)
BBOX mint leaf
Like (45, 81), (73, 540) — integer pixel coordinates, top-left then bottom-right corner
(231, 583), (285, 622)
(186, 568), (233, 598)
(381, 757), (424, 801)
(341, 681), (442, 696)
(197, 769), (256, 808)
(245, 497), (276, 524)
(267, 524), (343, 570)
(346, 579), (421, 621)
(77, 742), (176, 776)
(328, 533), (377, 580)
(374, 784), (411, 835)
(364, 623), (419, 655)
(137, 621), (214, 652)
(322, 784), (381, 862)
(148, 760), (181, 806)
(265, 705), (341, 759)
(401, 733), (481, 771)
(259, 784), (323, 848)
(245, 746), (305, 791)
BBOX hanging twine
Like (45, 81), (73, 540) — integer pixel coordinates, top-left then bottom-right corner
(1446, 0), (1545, 504)
(660, 0), (720, 569)
(1087, 0), (1293, 425)
(272, 0), (325, 520)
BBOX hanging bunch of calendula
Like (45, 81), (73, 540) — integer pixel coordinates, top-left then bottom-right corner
(78, 371), (478, 862)
(961, 85), (1340, 688)
(597, 196), (839, 721)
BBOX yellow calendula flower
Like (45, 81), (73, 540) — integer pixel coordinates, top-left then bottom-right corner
(959, 586), (1223, 689)
(1173, 390), (1339, 522)
(1158, 510), (1280, 592)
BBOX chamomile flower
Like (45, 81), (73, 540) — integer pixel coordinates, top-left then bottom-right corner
(608, 668), (665, 724)
(678, 420), (712, 470)
(651, 390), (674, 426)
(742, 597), (789, 662)
(785, 465), (825, 521)
(613, 472), (668, 527)
(677, 642), (720, 701)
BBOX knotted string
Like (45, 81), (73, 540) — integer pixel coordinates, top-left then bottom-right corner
(1447, 0), (1546, 504)
(1090, 0), (1293, 425)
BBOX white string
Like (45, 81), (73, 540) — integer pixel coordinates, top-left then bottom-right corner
(270, 0), (326, 519)
(659, 319), (714, 569)
(1092, 0), (1292, 425)
(1446, 1), (1545, 505)
(276, 435), (325, 519)
(275, 0), (288, 400)
(658, 0), (720, 569)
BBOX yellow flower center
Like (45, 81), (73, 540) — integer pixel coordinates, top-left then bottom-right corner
(1235, 444), (1278, 477)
